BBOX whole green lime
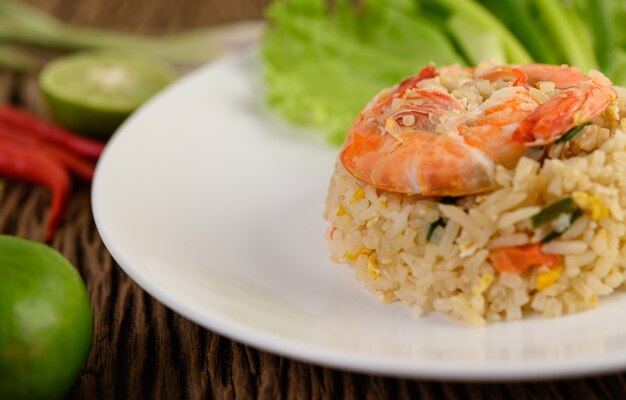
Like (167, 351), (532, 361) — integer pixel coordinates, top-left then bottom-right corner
(39, 51), (177, 139)
(0, 235), (93, 400)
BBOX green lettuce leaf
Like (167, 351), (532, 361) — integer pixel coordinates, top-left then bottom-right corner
(262, 0), (465, 145)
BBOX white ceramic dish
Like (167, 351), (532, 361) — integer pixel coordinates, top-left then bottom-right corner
(92, 50), (626, 380)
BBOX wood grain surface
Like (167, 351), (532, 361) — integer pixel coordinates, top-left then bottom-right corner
(2, 0), (626, 398)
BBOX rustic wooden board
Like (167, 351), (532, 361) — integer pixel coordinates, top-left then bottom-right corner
(2, 0), (625, 398)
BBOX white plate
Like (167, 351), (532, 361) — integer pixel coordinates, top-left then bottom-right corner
(93, 50), (626, 380)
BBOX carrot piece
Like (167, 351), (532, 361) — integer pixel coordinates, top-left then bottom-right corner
(489, 243), (562, 274)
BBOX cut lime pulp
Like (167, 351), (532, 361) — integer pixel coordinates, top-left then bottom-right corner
(39, 51), (177, 139)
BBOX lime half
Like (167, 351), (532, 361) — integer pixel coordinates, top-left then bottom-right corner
(40, 51), (177, 139)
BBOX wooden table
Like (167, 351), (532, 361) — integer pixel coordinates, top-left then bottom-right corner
(2, 0), (625, 398)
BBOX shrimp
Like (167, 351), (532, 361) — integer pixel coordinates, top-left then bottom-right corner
(341, 66), (486, 196)
(513, 64), (616, 145)
(460, 86), (538, 168)
(339, 63), (615, 196)
(475, 65), (526, 87)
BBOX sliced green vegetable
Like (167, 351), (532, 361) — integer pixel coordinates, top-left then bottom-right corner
(531, 197), (575, 228)
(423, 0), (532, 64)
(563, 5), (600, 71)
(602, 0), (626, 84)
(556, 122), (591, 143)
(427, 217), (446, 241)
(445, 13), (506, 65)
(0, 0), (264, 68)
(610, 0), (626, 49)
(530, 0), (597, 71)
(571, 208), (584, 222)
(541, 209), (583, 243)
(540, 230), (560, 244)
(585, 0), (613, 71)
(478, 0), (558, 64)
(260, 0), (619, 140)
(608, 49), (626, 87)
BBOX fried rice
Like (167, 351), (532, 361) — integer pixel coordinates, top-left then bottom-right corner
(324, 65), (626, 326)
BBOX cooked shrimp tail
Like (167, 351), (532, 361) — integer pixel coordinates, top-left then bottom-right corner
(513, 64), (615, 145)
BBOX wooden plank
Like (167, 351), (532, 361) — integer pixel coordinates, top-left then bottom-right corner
(2, 1), (625, 399)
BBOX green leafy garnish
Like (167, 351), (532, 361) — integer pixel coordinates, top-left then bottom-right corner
(427, 217), (446, 241)
(263, 0), (464, 145)
(423, 0), (532, 65)
(262, 0), (626, 143)
(478, 0), (557, 64)
(532, 0), (597, 72)
(557, 122), (592, 143)
(531, 197), (575, 228)
(585, 0), (613, 70)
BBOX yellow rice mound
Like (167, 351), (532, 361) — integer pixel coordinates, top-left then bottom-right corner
(324, 131), (626, 326)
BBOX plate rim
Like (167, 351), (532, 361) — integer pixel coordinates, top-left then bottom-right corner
(92, 50), (626, 381)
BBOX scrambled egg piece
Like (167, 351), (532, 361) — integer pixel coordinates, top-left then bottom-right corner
(459, 242), (478, 258)
(344, 247), (373, 261)
(604, 101), (620, 127)
(350, 188), (365, 204)
(344, 248), (381, 280)
(336, 203), (347, 217)
(472, 274), (494, 295)
(535, 266), (564, 291)
(367, 254), (381, 280)
(573, 111), (585, 126)
(573, 192), (609, 221)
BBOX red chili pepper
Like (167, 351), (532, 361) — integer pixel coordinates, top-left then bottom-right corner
(0, 126), (95, 181)
(40, 145), (95, 181)
(0, 105), (105, 160)
(0, 141), (71, 241)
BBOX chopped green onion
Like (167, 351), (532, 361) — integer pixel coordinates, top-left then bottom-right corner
(427, 217), (446, 241)
(541, 209), (583, 243)
(540, 230), (561, 244)
(531, 197), (575, 228)
(557, 122), (592, 143)
(571, 208), (583, 223)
